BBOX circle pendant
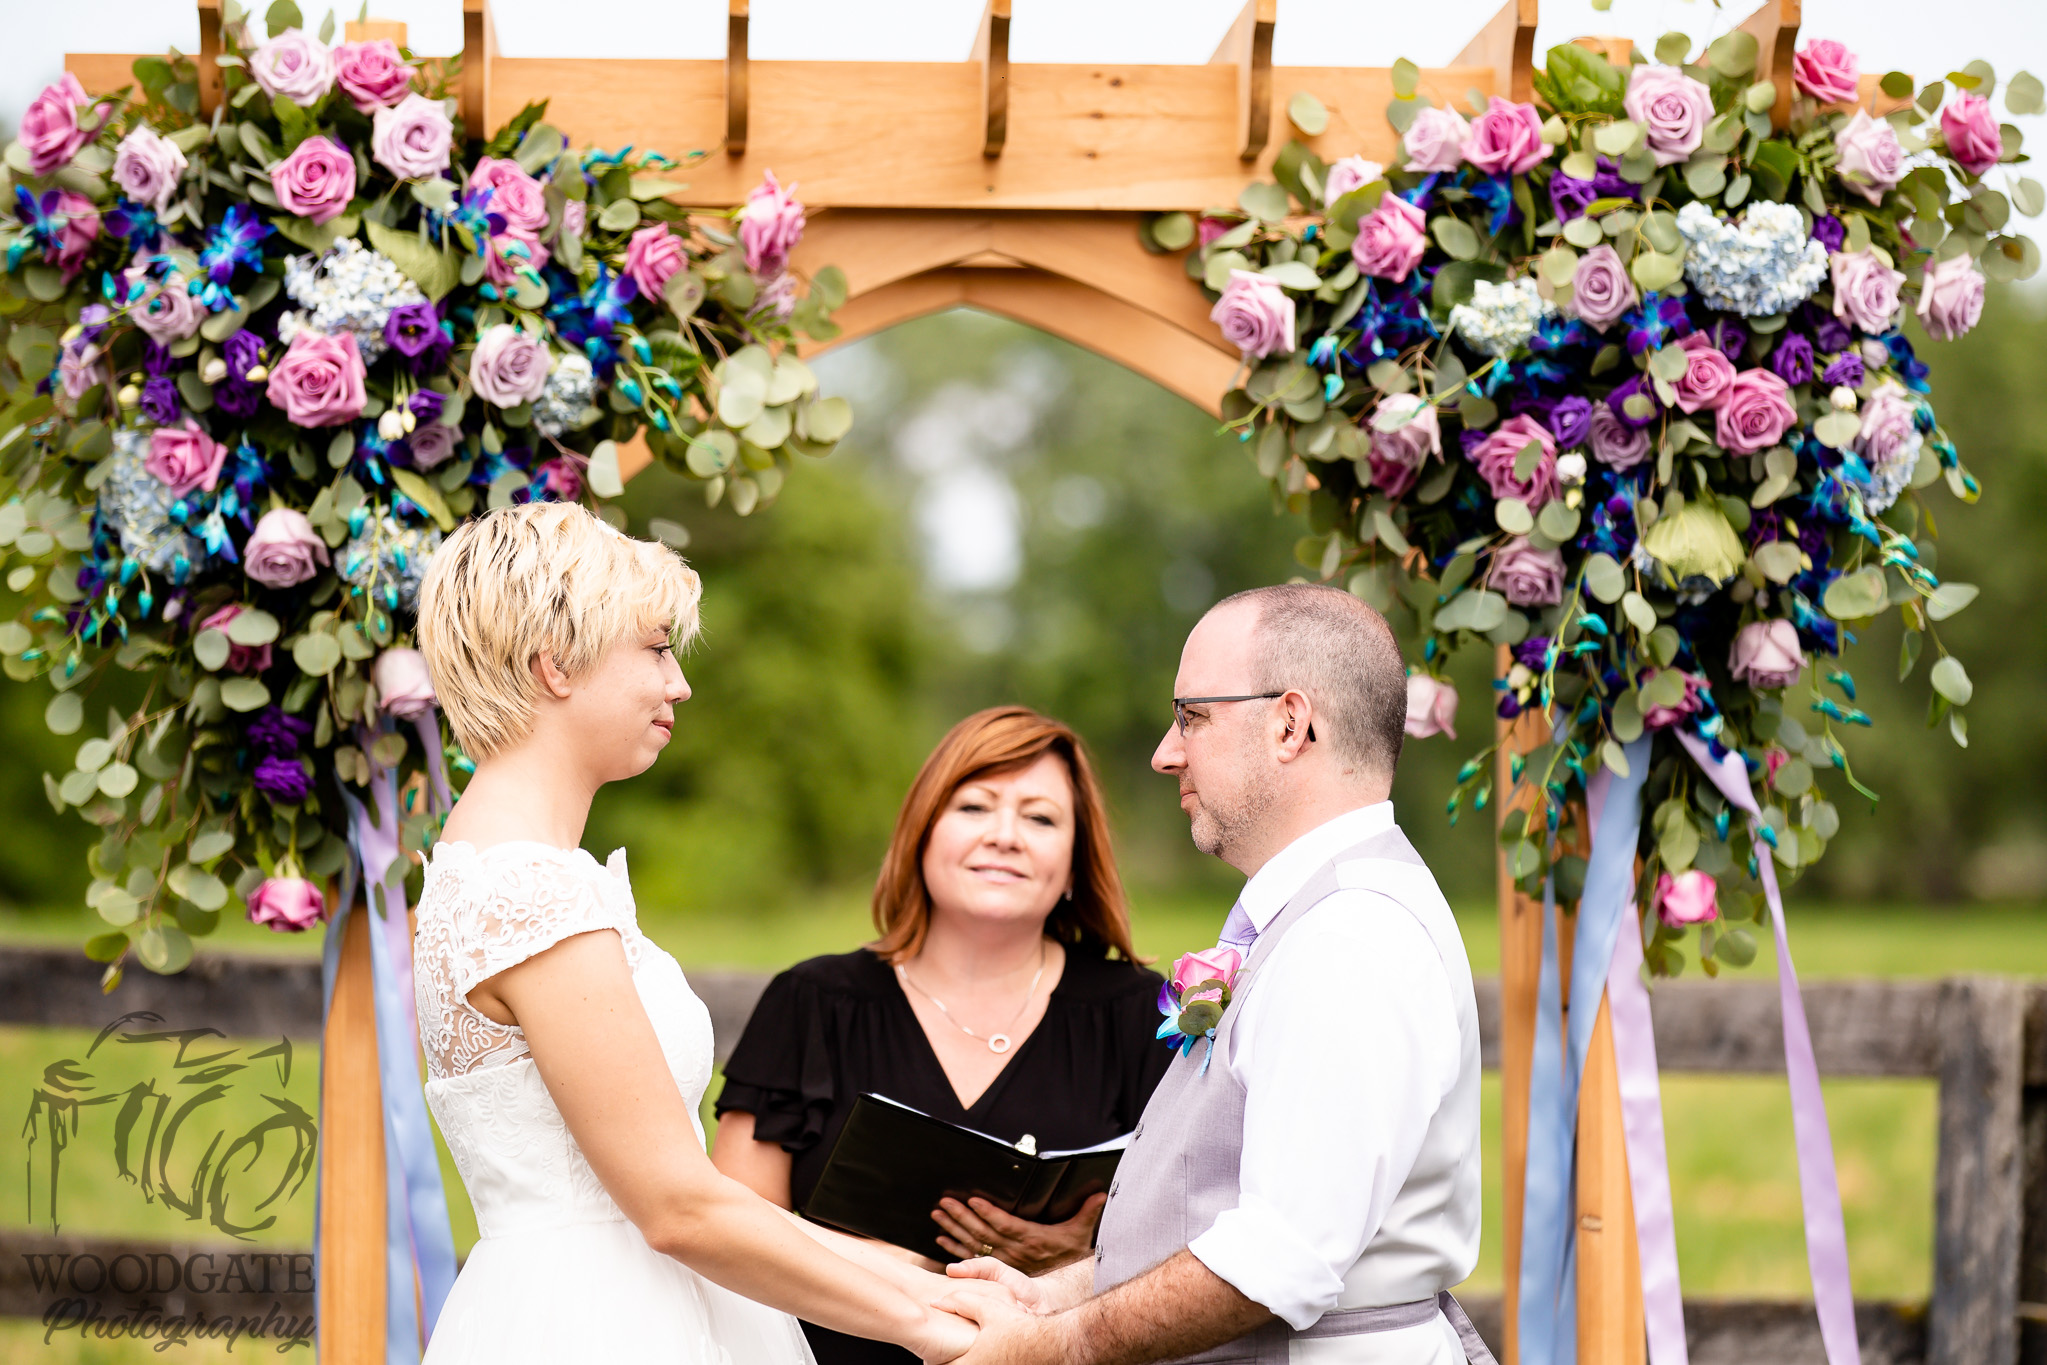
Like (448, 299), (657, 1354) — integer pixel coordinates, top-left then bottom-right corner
(988, 1034), (1013, 1055)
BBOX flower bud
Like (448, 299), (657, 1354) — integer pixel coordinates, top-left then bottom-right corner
(200, 357), (228, 384)
(1556, 451), (1588, 485)
(377, 409), (407, 441)
(117, 384), (141, 407)
(400, 407), (417, 433)
(1829, 385), (1858, 412)
(245, 364), (268, 382)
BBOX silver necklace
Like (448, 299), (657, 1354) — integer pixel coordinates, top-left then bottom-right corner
(896, 941), (1048, 1055)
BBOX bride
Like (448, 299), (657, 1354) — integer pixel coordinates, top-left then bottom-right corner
(411, 501), (980, 1364)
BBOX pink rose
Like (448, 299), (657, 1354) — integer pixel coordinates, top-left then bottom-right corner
(266, 329), (367, 427)
(371, 92), (452, 179)
(1728, 619), (1805, 690)
(1854, 383), (1920, 467)
(1939, 93), (2003, 177)
(1624, 65), (1714, 167)
(1638, 667), (1706, 727)
(242, 508), (331, 588)
(482, 231), (549, 288)
(247, 877), (327, 933)
(1792, 40), (1860, 105)
(1321, 155), (1383, 203)
(373, 647), (437, 720)
(1588, 403), (1651, 470)
(1365, 393), (1441, 497)
(1209, 270), (1294, 358)
(49, 191), (100, 281)
(249, 29), (335, 106)
(199, 605), (273, 674)
(1654, 870), (1718, 927)
(1671, 331), (1737, 413)
(1196, 216), (1235, 249)
(740, 170), (806, 276)
(1171, 946), (1242, 999)
(146, 419), (228, 498)
(624, 223), (688, 303)
(1404, 673), (1458, 740)
(1830, 249), (1904, 334)
(1569, 244), (1637, 331)
(1402, 105), (1469, 174)
(1915, 253), (1984, 342)
(467, 158), (550, 238)
(1350, 193), (1427, 283)
(1468, 414), (1560, 508)
(333, 38), (415, 112)
(113, 127), (188, 214)
(127, 267), (204, 344)
(470, 324), (551, 407)
(21, 74), (98, 176)
(58, 338), (106, 402)
(407, 422), (458, 469)
(1834, 111), (1903, 205)
(537, 457), (584, 500)
(1714, 369), (1798, 455)
(271, 135), (357, 224)
(1461, 97), (1548, 176)
(1487, 537), (1565, 607)
(559, 200), (586, 240)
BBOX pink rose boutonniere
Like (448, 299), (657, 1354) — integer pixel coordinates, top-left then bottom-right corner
(1156, 945), (1244, 1068)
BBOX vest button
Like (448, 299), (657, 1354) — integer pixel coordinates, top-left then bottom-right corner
(1134, 1122), (1144, 1138)
(1110, 1181), (1120, 1197)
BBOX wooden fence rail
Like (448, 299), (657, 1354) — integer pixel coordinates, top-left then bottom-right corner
(2, 945), (2041, 1365)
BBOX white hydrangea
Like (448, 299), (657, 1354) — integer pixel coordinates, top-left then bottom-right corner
(1676, 201), (1828, 317)
(1846, 456), (1915, 515)
(532, 352), (597, 438)
(280, 237), (426, 365)
(1448, 277), (1555, 357)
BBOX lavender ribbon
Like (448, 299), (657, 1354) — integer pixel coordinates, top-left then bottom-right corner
(1679, 733), (1860, 1365)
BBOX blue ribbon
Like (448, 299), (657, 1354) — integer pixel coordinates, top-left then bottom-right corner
(1516, 736), (1651, 1365)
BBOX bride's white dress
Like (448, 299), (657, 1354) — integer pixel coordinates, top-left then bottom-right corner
(414, 840), (815, 1364)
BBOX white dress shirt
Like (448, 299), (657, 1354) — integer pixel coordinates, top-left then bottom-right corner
(1185, 803), (1484, 1364)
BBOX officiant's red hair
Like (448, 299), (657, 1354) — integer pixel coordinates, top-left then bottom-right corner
(871, 706), (1141, 965)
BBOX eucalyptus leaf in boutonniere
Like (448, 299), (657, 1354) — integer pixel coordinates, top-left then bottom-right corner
(1156, 945), (1245, 1070)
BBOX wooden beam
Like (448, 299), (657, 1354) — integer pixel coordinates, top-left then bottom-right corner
(318, 908), (384, 1365)
(197, 0), (224, 117)
(1454, 0), (1541, 106)
(1496, 680), (1548, 1365)
(974, 0), (1012, 159)
(459, 0), (496, 139)
(344, 18), (410, 46)
(1928, 977), (2026, 1365)
(1577, 995), (1647, 1365)
(1737, 0), (1802, 127)
(727, 0), (750, 156)
(1209, 0), (1277, 162)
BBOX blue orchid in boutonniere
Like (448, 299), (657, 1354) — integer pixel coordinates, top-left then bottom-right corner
(1157, 946), (1244, 1071)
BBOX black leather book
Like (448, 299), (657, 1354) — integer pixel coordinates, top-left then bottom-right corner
(801, 1092), (1129, 1261)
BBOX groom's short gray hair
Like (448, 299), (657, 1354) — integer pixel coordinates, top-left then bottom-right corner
(1210, 583), (1409, 780)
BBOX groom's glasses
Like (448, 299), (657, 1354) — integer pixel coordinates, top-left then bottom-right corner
(1173, 693), (1314, 741)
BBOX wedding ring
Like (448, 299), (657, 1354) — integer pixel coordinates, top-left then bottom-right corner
(980, 1242), (995, 1258)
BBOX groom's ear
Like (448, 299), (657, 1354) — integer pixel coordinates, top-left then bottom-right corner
(531, 650), (574, 700)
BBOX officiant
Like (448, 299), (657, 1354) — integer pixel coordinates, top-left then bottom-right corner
(713, 706), (1172, 1365)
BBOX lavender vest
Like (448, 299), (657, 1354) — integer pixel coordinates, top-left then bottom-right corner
(1093, 826), (1496, 1365)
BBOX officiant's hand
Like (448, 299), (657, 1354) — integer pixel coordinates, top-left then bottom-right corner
(932, 1192), (1107, 1275)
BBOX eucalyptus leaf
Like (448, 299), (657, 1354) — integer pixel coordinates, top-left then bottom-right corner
(586, 440), (625, 499)
(135, 924), (194, 974)
(1583, 552), (1626, 603)
(1495, 498), (1534, 535)
(193, 629), (232, 671)
(1926, 581), (1978, 621)
(220, 678), (272, 713)
(1288, 92), (1329, 136)
(1930, 655), (1973, 705)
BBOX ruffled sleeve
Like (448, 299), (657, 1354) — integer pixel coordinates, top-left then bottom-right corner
(715, 964), (840, 1154)
(447, 850), (626, 999)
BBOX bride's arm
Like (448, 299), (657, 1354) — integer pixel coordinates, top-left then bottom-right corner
(484, 930), (975, 1363)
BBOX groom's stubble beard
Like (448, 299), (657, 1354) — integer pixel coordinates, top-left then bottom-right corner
(1187, 721), (1282, 863)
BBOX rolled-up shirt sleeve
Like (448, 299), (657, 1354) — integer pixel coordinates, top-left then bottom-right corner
(1186, 892), (1461, 1329)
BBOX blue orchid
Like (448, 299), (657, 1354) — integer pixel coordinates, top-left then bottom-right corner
(11, 187), (66, 267)
(1623, 293), (1691, 356)
(198, 205), (272, 292)
(1469, 174), (1519, 235)
(104, 200), (163, 254)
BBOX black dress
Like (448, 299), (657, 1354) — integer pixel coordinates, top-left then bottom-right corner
(715, 942), (1172, 1365)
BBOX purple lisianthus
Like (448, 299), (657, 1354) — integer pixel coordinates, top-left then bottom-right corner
(1548, 394), (1594, 448)
(1809, 306), (1852, 353)
(1770, 333), (1814, 385)
(409, 388), (445, 424)
(252, 754), (313, 804)
(215, 380), (261, 418)
(384, 301), (449, 371)
(223, 329), (264, 380)
(1811, 214), (1846, 253)
(1549, 173), (1598, 221)
(1513, 636), (1551, 670)
(1702, 318), (1747, 362)
(143, 340), (175, 377)
(1607, 374), (1662, 428)
(246, 705), (313, 755)
(140, 376), (181, 424)
(1591, 157), (1636, 200)
(1821, 353), (1865, 387)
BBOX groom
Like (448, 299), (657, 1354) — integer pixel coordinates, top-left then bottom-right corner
(944, 584), (1491, 1365)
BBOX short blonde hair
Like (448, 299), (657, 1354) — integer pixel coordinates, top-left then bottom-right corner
(416, 501), (701, 760)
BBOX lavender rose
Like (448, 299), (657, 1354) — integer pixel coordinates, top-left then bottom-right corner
(1940, 93), (2003, 177)
(1402, 105), (1469, 174)
(740, 171), (807, 275)
(1350, 194), (1427, 282)
(1462, 96), (1548, 176)
(1488, 537), (1566, 607)
(1321, 155), (1384, 203)
(1854, 383), (1921, 467)
(1770, 333), (1814, 385)
(334, 38), (415, 111)
(266, 330), (367, 427)
(1468, 414), (1560, 508)
(1714, 369), (1799, 455)
(243, 508), (332, 588)
(1672, 332), (1737, 413)
(271, 136), (357, 224)
(1365, 394), (1441, 497)
(247, 877), (326, 932)
(113, 127), (188, 213)
(470, 324), (552, 407)
(373, 648), (437, 721)
(407, 421), (458, 469)
(559, 200), (586, 239)
(371, 92), (453, 179)
(128, 269), (204, 344)
(1830, 249), (1905, 334)
(1624, 65), (1713, 166)
(1834, 111), (1903, 205)
(1569, 244), (1638, 331)
(1729, 619), (1806, 689)
(625, 223), (688, 303)
(21, 75), (98, 176)
(467, 158), (550, 238)
(199, 604), (273, 674)
(1587, 403), (1651, 470)
(1404, 674), (1459, 739)
(1792, 39), (1860, 104)
(146, 420), (228, 498)
(1916, 253), (1985, 342)
(249, 29), (335, 106)
(1209, 270), (1294, 358)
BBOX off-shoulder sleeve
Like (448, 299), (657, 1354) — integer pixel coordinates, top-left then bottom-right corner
(714, 965), (839, 1154)
(446, 853), (625, 1000)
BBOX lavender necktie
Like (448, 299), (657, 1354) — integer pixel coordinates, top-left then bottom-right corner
(1216, 900), (1257, 954)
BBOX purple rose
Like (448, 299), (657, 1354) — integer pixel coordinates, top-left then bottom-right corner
(1730, 619), (1806, 689)
(266, 330), (367, 427)
(407, 422), (458, 469)
(740, 171), (806, 276)
(252, 755), (314, 805)
(1770, 333), (1814, 385)
(1835, 111), (1904, 205)
(243, 507), (331, 588)
(1820, 352), (1864, 388)
(1468, 415), (1560, 508)
(371, 92), (452, 180)
(1793, 39), (1860, 104)
(249, 29), (335, 106)
(1588, 403), (1651, 470)
(1364, 394), (1442, 498)
(1209, 270), (1294, 358)
(1940, 93), (2003, 177)
(1547, 395), (1594, 449)
(1607, 374), (1662, 428)
(21, 74), (99, 176)
(1401, 106), (1468, 174)
(1671, 331), (1736, 413)
(1810, 214), (1846, 254)
(1568, 244), (1637, 331)
(334, 38), (416, 111)
(140, 375), (181, 424)
(470, 324), (551, 407)
(246, 706), (313, 755)
(129, 269), (204, 344)
(1854, 384), (1920, 467)
(113, 127), (188, 214)
(1549, 172), (1598, 222)
(1462, 97), (1548, 176)
(625, 223), (688, 303)
(1488, 537), (1566, 606)
(1715, 369), (1799, 455)
(1624, 65), (1714, 166)
(247, 877), (327, 932)
(1830, 249), (1905, 334)
(1916, 253), (1984, 342)
(271, 135), (357, 225)
(1350, 194), (1427, 283)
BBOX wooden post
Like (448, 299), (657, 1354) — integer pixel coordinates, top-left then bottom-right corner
(195, 0), (224, 116)
(1576, 997), (1645, 1365)
(460, 0), (496, 138)
(319, 905), (387, 1365)
(1453, 0), (1540, 106)
(1737, 0), (1803, 129)
(726, 0), (750, 156)
(1209, 0), (1277, 162)
(1929, 977), (2027, 1365)
(974, 0), (1012, 159)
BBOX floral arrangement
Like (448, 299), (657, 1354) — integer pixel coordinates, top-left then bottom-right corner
(1149, 35), (2040, 975)
(1156, 945), (1243, 1066)
(0, 2), (851, 983)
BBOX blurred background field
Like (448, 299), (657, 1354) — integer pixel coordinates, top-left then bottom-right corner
(5, 293), (2047, 1356)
